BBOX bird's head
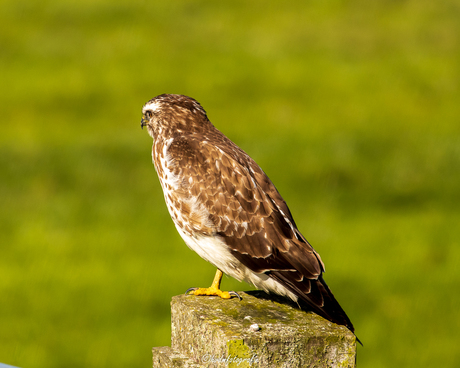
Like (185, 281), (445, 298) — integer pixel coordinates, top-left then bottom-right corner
(141, 94), (209, 139)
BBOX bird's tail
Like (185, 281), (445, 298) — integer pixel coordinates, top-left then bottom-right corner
(271, 271), (362, 345)
(297, 275), (362, 346)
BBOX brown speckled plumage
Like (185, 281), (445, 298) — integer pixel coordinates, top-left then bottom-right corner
(141, 94), (357, 336)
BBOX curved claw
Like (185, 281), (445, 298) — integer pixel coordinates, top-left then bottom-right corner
(185, 287), (198, 296)
(229, 291), (242, 301)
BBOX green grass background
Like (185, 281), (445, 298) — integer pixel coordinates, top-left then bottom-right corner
(1, 0), (459, 367)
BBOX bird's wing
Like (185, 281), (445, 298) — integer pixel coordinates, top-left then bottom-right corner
(166, 133), (354, 332)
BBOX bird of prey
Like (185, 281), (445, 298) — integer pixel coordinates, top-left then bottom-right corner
(140, 94), (359, 340)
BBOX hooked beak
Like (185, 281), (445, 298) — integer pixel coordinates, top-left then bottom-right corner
(140, 116), (148, 129)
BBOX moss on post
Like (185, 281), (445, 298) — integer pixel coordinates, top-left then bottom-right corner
(153, 291), (357, 367)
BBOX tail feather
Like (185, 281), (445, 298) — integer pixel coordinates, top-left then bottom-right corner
(270, 272), (362, 345)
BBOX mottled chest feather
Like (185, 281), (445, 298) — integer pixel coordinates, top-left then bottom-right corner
(153, 137), (214, 237)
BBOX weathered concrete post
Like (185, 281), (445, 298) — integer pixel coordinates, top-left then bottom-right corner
(152, 291), (357, 367)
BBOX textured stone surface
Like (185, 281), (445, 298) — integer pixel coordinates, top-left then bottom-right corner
(153, 291), (357, 367)
(152, 346), (201, 368)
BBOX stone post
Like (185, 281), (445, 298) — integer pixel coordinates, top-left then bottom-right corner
(153, 291), (357, 367)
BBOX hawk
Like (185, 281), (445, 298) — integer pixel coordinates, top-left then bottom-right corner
(140, 94), (359, 341)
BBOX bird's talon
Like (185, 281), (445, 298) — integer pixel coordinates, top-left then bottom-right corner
(185, 287), (198, 295)
(229, 291), (242, 301)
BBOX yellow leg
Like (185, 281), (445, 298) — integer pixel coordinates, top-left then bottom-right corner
(186, 269), (240, 300)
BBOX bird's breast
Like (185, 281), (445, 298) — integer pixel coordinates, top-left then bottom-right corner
(153, 139), (214, 238)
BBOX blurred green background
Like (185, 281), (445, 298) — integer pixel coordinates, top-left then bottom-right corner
(1, 0), (459, 367)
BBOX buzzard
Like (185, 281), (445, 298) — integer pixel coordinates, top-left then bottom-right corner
(140, 94), (359, 341)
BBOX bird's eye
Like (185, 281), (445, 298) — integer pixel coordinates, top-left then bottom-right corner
(145, 110), (153, 119)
